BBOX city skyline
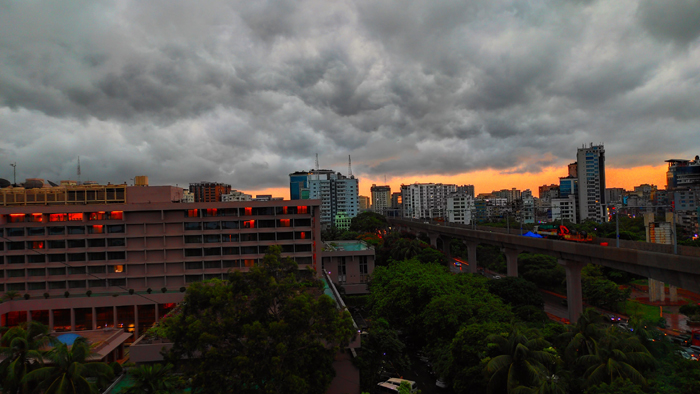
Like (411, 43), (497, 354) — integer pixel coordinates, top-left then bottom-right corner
(1, 1), (699, 195)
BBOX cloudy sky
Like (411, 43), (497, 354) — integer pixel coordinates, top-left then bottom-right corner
(1, 0), (699, 197)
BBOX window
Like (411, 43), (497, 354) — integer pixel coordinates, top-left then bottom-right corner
(87, 239), (106, 247)
(88, 252), (106, 261)
(185, 235), (203, 244)
(111, 265), (125, 273)
(67, 239), (86, 248)
(49, 214), (67, 222)
(107, 251), (126, 260)
(184, 222), (202, 231)
(27, 227), (44, 236)
(89, 279), (106, 287)
(107, 238), (125, 247)
(48, 268), (65, 276)
(88, 266), (106, 274)
(67, 226), (85, 234)
(185, 261), (203, 270)
(107, 225), (125, 233)
(185, 249), (202, 257)
(88, 225), (104, 234)
(68, 266), (86, 275)
(68, 253), (86, 262)
(48, 227), (65, 235)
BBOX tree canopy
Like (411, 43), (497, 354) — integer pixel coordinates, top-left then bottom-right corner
(163, 246), (356, 394)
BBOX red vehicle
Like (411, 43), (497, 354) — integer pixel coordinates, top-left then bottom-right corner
(533, 224), (593, 243)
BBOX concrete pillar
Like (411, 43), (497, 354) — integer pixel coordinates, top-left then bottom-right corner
(134, 305), (139, 339)
(559, 259), (585, 324)
(70, 308), (76, 331)
(428, 233), (439, 249)
(670, 285), (678, 303)
(48, 309), (54, 332)
(92, 307), (97, 330)
(467, 242), (478, 274)
(502, 248), (519, 277)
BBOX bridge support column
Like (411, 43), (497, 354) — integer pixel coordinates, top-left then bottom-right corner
(502, 248), (519, 277)
(467, 242), (478, 274)
(559, 259), (585, 324)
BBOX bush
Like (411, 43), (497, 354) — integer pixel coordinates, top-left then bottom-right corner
(23, 294), (30, 300)
(64, 291), (70, 298)
(161, 287), (168, 293)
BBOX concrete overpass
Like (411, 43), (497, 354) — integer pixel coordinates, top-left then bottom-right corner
(389, 218), (700, 323)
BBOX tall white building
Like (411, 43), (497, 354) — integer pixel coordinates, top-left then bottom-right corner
(447, 192), (474, 224)
(370, 184), (391, 214)
(577, 144), (606, 222)
(401, 183), (457, 219)
(306, 170), (359, 227)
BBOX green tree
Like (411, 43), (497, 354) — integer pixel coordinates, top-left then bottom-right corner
(164, 245), (355, 394)
(0, 321), (53, 394)
(485, 326), (560, 394)
(121, 363), (182, 394)
(579, 328), (655, 388)
(22, 337), (114, 394)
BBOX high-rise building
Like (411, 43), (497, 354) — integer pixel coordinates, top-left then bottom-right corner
(290, 170), (358, 228)
(401, 183), (457, 219)
(576, 144), (606, 222)
(370, 184), (391, 213)
(189, 182), (232, 203)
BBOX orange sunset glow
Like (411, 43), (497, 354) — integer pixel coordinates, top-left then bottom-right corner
(247, 164), (668, 200)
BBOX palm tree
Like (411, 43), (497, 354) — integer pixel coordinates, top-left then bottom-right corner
(122, 363), (182, 394)
(560, 308), (604, 363)
(486, 325), (560, 393)
(22, 337), (114, 394)
(0, 321), (53, 394)
(579, 327), (655, 387)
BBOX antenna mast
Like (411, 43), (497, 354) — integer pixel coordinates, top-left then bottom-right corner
(348, 155), (352, 177)
(77, 156), (81, 185)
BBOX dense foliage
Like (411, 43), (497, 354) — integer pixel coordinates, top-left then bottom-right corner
(163, 245), (355, 394)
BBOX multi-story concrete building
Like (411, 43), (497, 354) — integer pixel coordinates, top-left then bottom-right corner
(446, 192), (474, 225)
(189, 181), (232, 203)
(370, 184), (391, 214)
(290, 170), (359, 228)
(577, 143), (606, 223)
(401, 183), (457, 219)
(0, 183), (321, 339)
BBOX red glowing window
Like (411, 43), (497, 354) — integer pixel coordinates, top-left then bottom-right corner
(9, 214), (26, 223)
(244, 207), (252, 216)
(49, 214), (67, 222)
(68, 213), (83, 221)
(31, 241), (44, 249)
(279, 219), (291, 227)
(186, 209), (198, 218)
(89, 212), (107, 220)
(243, 220), (255, 229)
(109, 211), (123, 220)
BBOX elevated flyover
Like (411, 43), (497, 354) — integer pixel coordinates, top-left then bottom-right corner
(389, 218), (700, 323)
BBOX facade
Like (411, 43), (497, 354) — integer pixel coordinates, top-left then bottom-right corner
(189, 182), (232, 203)
(321, 241), (375, 294)
(401, 183), (457, 219)
(370, 184), (391, 214)
(577, 144), (606, 222)
(291, 170), (359, 228)
(551, 195), (577, 224)
(446, 192), (474, 225)
(0, 184), (321, 339)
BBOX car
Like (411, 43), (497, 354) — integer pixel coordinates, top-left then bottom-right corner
(493, 275), (502, 279)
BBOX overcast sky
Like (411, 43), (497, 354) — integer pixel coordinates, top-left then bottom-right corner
(1, 0), (699, 194)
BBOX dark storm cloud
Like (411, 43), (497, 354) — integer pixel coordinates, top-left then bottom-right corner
(1, 0), (699, 191)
